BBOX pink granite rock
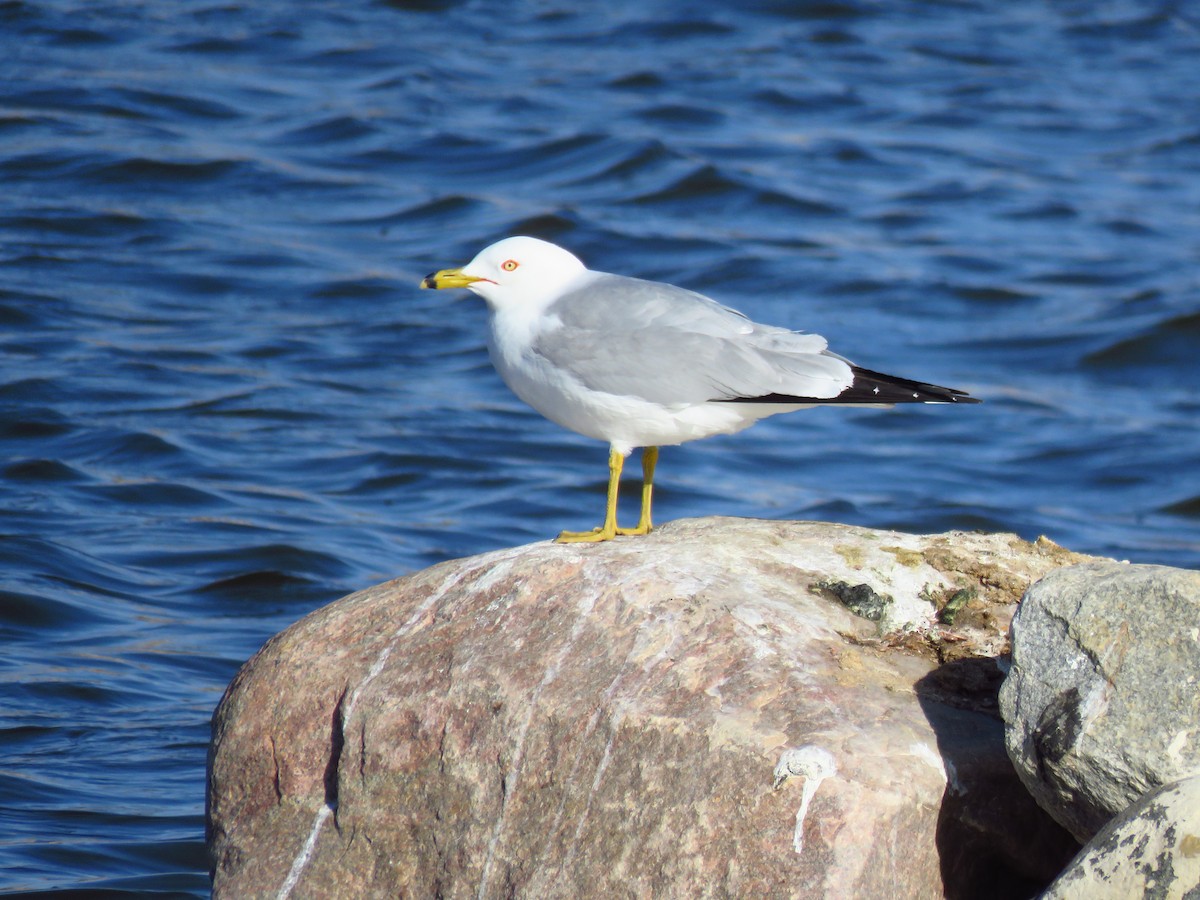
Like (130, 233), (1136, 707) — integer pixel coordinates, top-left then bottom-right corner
(208, 517), (1094, 898)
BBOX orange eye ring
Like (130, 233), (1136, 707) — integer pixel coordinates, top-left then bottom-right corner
(501, 259), (519, 272)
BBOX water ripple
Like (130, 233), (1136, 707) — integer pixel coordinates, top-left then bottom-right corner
(2, 1), (1199, 894)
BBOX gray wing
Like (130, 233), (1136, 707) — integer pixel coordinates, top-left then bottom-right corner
(530, 273), (853, 405)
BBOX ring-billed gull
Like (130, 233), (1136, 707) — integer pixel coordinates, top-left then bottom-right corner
(421, 236), (979, 543)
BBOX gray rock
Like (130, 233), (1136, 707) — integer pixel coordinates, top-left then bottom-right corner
(208, 518), (1094, 898)
(1041, 775), (1200, 900)
(1000, 562), (1200, 843)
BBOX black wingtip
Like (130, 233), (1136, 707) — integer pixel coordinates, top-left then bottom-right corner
(842, 366), (979, 404)
(718, 367), (980, 406)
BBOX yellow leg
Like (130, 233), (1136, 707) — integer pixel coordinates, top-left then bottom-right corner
(617, 446), (657, 536)
(556, 446), (625, 543)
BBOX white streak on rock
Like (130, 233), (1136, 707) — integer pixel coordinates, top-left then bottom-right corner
(276, 562), (486, 899)
(476, 591), (599, 900)
(276, 805), (332, 900)
(1167, 730), (1190, 765)
(908, 741), (963, 795)
(773, 745), (837, 855)
(565, 619), (686, 854)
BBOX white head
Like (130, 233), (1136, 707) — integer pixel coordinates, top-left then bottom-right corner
(421, 236), (589, 311)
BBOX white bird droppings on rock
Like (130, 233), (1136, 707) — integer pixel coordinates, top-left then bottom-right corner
(773, 744), (838, 855)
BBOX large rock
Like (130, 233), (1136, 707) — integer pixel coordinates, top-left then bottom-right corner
(207, 518), (1094, 898)
(999, 562), (1200, 843)
(1042, 775), (1200, 900)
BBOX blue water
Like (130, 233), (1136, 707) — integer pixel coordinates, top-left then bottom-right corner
(2, 1), (1198, 893)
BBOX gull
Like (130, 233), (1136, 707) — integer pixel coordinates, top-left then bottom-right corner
(421, 236), (979, 543)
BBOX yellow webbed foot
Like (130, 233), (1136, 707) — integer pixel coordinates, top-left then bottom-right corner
(555, 524), (617, 544)
(614, 522), (651, 537)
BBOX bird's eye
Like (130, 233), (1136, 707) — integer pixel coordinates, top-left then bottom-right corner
(501, 259), (519, 272)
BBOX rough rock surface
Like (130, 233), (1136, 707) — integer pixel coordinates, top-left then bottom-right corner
(999, 562), (1200, 843)
(208, 517), (1096, 899)
(1042, 775), (1200, 900)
